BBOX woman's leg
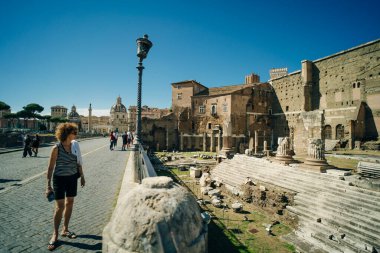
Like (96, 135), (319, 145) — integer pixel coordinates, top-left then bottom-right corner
(62, 197), (74, 233)
(50, 199), (65, 242)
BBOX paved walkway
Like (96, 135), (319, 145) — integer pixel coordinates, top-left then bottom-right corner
(0, 138), (129, 252)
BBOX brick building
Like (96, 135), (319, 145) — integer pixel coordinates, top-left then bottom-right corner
(142, 39), (380, 154)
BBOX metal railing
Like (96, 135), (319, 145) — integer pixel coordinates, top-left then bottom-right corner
(135, 144), (157, 183)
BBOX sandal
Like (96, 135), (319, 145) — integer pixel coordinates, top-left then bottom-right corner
(61, 231), (77, 239)
(47, 241), (58, 251)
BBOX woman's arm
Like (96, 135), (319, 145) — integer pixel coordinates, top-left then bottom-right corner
(74, 142), (85, 187)
(46, 146), (58, 195)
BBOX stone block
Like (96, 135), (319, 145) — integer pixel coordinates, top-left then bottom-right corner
(190, 167), (202, 178)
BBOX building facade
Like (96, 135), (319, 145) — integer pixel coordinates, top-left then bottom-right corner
(110, 96), (128, 133)
(270, 39), (380, 153)
(143, 39), (380, 154)
(51, 105), (68, 118)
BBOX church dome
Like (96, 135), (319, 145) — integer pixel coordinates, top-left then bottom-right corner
(110, 96), (127, 113)
(68, 105), (80, 118)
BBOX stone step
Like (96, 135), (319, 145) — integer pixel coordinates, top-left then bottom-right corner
(222, 160), (380, 207)
(281, 232), (328, 253)
(213, 155), (380, 252)
(287, 205), (380, 248)
(232, 156), (380, 198)
(295, 193), (380, 225)
(212, 168), (380, 219)
(297, 214), (376, 253)
(219, 162), (380, 213)
(298, 221), (361, 253)
(294, 201), (380, 240)
(290, 207), (370, 252)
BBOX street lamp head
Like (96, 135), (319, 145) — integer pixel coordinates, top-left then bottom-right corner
(136, 34), (153, 61)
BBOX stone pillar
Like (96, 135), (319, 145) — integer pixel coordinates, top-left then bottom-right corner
(180, 133), (184, 151)
(302, 60), (313, 112)
(88, 103), (92, 133)
(254, 131), (258, 154)
(263, 130), (266, 152)
(220, 120), (232, 157)
(275, 137), (294, 165)
(271, 130), (274, 151)
(249, 137), (254, 151)
(203, 132), (207, 152)
(166, 128), (169, 150)
(210, 132), (215, 152)
(303, 138), (331, 172)
(217, 131), (222, 152)
(188, 135), (192, 150)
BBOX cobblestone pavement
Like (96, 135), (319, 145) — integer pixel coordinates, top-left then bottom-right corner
(0, 138), (130, 252)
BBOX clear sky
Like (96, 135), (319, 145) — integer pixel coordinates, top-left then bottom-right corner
(0, 0), (379, 116)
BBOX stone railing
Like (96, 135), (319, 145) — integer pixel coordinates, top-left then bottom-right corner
(103, 144), (208, 253)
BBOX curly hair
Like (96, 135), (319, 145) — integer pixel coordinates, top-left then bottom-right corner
(55, 123), (78, 142)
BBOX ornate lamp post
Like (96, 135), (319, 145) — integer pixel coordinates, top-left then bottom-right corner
(135, 34), (153, 145)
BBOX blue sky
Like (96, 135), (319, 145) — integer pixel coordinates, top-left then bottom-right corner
(0, 0), (379, 116)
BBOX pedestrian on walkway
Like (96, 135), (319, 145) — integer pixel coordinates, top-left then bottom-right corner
(126, 131), (133, 149)
(22, 134), (33, 157)
(121, 131), (127, 151)
(114, 131), (118, 148)
(110, 131), (116, 150)
(45, 123), (86, 251)
(31, 134), (40, 157)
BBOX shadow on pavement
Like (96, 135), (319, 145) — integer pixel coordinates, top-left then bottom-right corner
(60, 240), (102, 251)
(77, 234), (102, 240)
(0, 179), (21, 183)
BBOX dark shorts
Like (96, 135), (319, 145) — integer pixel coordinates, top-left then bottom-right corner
(53, 174), (78, 200)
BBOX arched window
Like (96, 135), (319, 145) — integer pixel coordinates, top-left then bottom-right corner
(211, 104), (217, 115)
(336, 124), (344, 139)
(324, 125), (332, 139)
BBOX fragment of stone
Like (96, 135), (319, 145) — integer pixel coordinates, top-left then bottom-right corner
(211, 198), (222, 207)
(200, 173), (211, 187)
(259, 185), (266, 191)
(208, 189), (221, 198)
(232, 187), (240, 196)
(231, 202), (243, 212)
(190, 166), (202, 178)
(200, 186), (213, 195)
(244, 177), (255, 185)
(103, 176), (207, 253)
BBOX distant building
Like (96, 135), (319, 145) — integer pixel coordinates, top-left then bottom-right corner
(110, 96), (128, 133)
(51, 105), (67, 118)
(68, 105), (82, 130)
(128, 105), (171, 132)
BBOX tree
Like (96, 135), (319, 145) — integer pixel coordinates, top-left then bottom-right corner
(23, 103), (44, 117)
(3, 113), (18, 128)
(16, 110), (32, 128)
(0, 101), (11, 111)
(22, 103), (44, 130)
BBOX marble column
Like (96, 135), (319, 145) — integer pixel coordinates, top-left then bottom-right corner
(180, 132), (184, 151)
(217, 131), (222, 152)
(203, 132), (207, 152)
(210, 132), (215, 152)
(254, 130), (258, 154)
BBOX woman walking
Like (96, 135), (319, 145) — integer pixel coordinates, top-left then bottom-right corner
(31, 134), (40, 157)
(45, 123), (85, 251)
